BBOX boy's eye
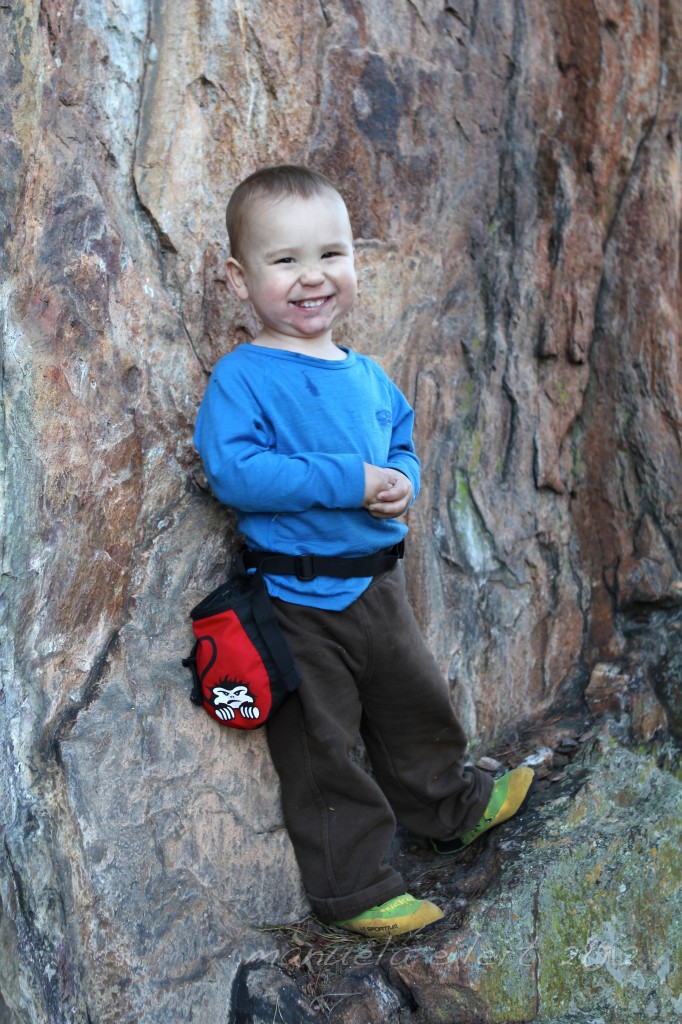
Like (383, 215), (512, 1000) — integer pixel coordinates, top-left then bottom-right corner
(275, 256), (295, 264)
(321, 251), (339, 259)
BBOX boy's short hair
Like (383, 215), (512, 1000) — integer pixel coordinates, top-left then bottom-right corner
(226, 164), (341, 263)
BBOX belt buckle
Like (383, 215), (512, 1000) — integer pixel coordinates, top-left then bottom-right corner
(294, 554), (316, 581)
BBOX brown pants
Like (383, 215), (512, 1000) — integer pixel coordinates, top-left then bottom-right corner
(266, 564), (493, 923)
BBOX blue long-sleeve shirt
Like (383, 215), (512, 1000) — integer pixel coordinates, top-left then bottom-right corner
(194, 343), (420, 609)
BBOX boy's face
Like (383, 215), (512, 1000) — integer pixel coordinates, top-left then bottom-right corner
(226, 190), (357, 356)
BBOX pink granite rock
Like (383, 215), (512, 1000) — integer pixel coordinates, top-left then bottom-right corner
(1, 1), (680, 1020)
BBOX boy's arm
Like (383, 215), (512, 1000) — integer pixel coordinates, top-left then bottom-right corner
(363, 378), (420, 519)
(389, 380), (420, 492)
(194, 370), (366, 513)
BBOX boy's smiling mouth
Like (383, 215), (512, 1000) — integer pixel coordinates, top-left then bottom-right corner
(291, 297), (330, 309)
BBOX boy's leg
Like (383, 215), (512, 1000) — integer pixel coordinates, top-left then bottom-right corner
(354, 566), (495, 839)
(265, 595), (407, 924)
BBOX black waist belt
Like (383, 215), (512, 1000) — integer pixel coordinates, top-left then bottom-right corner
(237, 541), (404, 582)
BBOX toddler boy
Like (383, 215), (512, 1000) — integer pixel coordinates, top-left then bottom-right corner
(194, 164), (534, 937)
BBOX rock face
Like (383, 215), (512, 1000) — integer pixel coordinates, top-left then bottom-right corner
(1, 1), (680, 1022)
(268, 738), (680, 1024)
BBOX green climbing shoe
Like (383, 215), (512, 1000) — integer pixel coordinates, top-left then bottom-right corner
(335, 893), (444, 938)
(431, 766), (536, 855)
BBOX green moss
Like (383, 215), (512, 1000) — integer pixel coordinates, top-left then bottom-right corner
(449, 471), (498, 576)
(667, 958), (682, 1003)
(453, 471), (470, 517)
(555, 379), (569, 402)
(469, 431), (483, 473)
(535, 765), (682, 1019)
(462, 894), (539, 1022)
(458, 376), (478, 418)
(537, 847), (615, 1012)
(425, 745), (682, 1023)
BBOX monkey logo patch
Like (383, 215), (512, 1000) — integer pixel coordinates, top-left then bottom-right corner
(210, 679), (261, 722)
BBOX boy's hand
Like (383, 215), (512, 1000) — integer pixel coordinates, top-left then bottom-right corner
(363, 464), (413, 519)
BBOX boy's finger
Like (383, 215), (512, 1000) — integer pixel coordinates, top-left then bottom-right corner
(377, 482), (408, 500)
(368, 499), (408, 518)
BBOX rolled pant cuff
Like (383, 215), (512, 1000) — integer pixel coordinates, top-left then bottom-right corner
(309, 876), (407, 924)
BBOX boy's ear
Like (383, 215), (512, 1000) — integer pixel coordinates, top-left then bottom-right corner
(225, 257), (250, 301)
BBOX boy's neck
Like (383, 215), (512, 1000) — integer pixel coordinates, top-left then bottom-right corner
(250, 332), (347, 361)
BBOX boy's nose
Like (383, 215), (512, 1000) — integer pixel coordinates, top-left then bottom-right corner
(299, 263), (325, 284)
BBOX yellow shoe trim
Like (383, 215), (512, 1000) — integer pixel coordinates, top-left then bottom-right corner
(336, 893), (444, 938)
(459, 766), (535, 846)
(492, 766), (535, 827)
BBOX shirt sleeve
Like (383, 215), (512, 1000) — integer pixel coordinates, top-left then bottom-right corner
(194, 361), (367, 513)
(386, 379), (421, 504)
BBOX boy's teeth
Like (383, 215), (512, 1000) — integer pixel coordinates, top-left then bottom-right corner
(297, 298), (325, 308)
